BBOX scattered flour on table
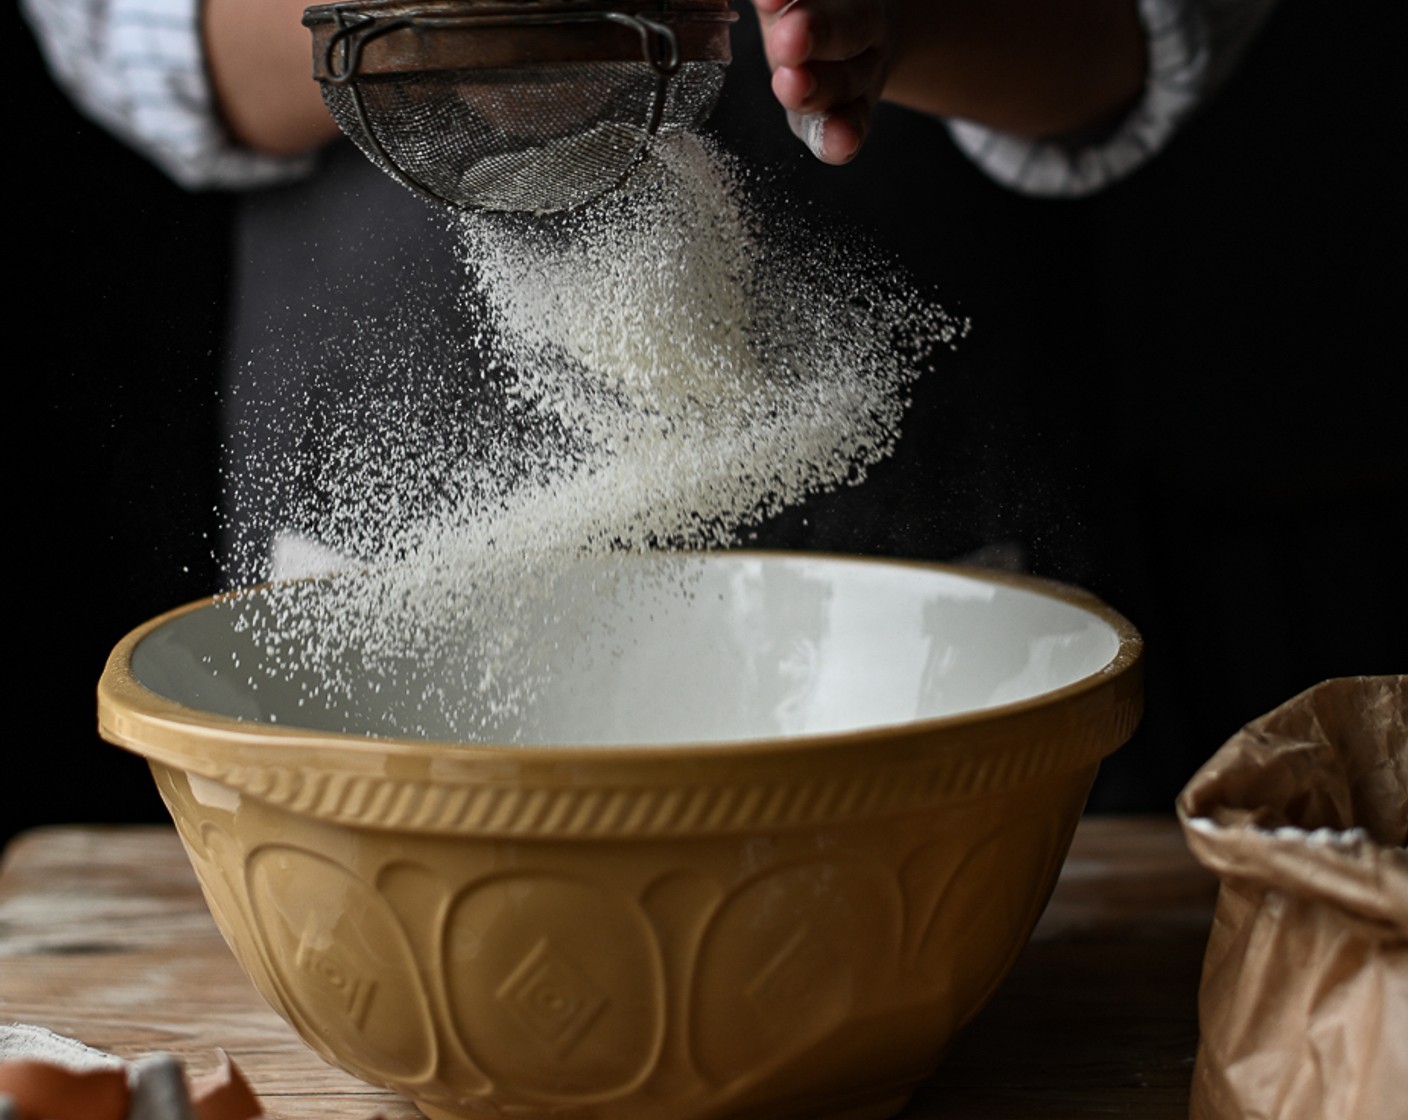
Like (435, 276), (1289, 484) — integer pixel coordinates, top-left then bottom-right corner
(230, 134), (967, 738)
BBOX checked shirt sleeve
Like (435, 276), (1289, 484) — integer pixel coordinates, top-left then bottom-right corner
(23, 0), (315, 190)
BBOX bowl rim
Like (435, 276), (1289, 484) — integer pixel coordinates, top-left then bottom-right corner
(98, 551), (1143, 836)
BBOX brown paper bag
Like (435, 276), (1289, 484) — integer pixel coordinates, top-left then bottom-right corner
(1177, 675), (1407, 1120)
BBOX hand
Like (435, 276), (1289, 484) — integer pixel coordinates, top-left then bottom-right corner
(205, 0), (340, 155)
(751, 0), (893, 165)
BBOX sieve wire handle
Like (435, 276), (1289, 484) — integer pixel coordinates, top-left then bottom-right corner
(323, 12), (415, 85)
(601, 13), (681, 75)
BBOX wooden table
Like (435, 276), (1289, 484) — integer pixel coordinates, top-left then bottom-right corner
(0, 817), (1217, 1118)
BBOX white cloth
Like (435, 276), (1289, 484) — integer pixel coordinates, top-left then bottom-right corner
(23, 0), (1281, 196)
(0, 1023), (122, 1071)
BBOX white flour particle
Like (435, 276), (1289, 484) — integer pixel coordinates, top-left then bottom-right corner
(231, 134), (967, 739)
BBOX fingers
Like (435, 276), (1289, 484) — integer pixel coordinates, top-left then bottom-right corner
(771, 48), (885, 116)
(753, 1), (890, 164)
(758, 0), (888, 69)
(786, 101), (871, 165)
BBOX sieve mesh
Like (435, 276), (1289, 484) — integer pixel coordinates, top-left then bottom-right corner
(321, 61), (725, 213)
(304, 2), (735, 214)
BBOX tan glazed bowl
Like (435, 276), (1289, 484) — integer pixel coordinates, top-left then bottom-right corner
(98, 553), (1142, 1120)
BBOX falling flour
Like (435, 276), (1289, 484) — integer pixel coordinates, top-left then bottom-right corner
(230, 134), (967, 738)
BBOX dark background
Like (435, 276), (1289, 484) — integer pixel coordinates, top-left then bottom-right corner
(7, 0), (1402, 850)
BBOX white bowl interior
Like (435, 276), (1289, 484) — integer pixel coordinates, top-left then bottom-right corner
(131, 555), (1122, 746)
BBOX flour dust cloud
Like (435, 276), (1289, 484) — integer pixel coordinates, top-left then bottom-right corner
(224, 134), (968, 740)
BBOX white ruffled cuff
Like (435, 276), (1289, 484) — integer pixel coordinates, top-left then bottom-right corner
(946, 0), (1277, 197)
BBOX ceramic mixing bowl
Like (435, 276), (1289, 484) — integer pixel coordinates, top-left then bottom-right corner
(98, 553), (1142, 1120)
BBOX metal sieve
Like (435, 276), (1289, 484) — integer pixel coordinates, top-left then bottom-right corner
(302, 0), (737, 214)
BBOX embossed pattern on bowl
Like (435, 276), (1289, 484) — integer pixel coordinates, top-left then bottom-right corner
(99, 553), (1143, 1120)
